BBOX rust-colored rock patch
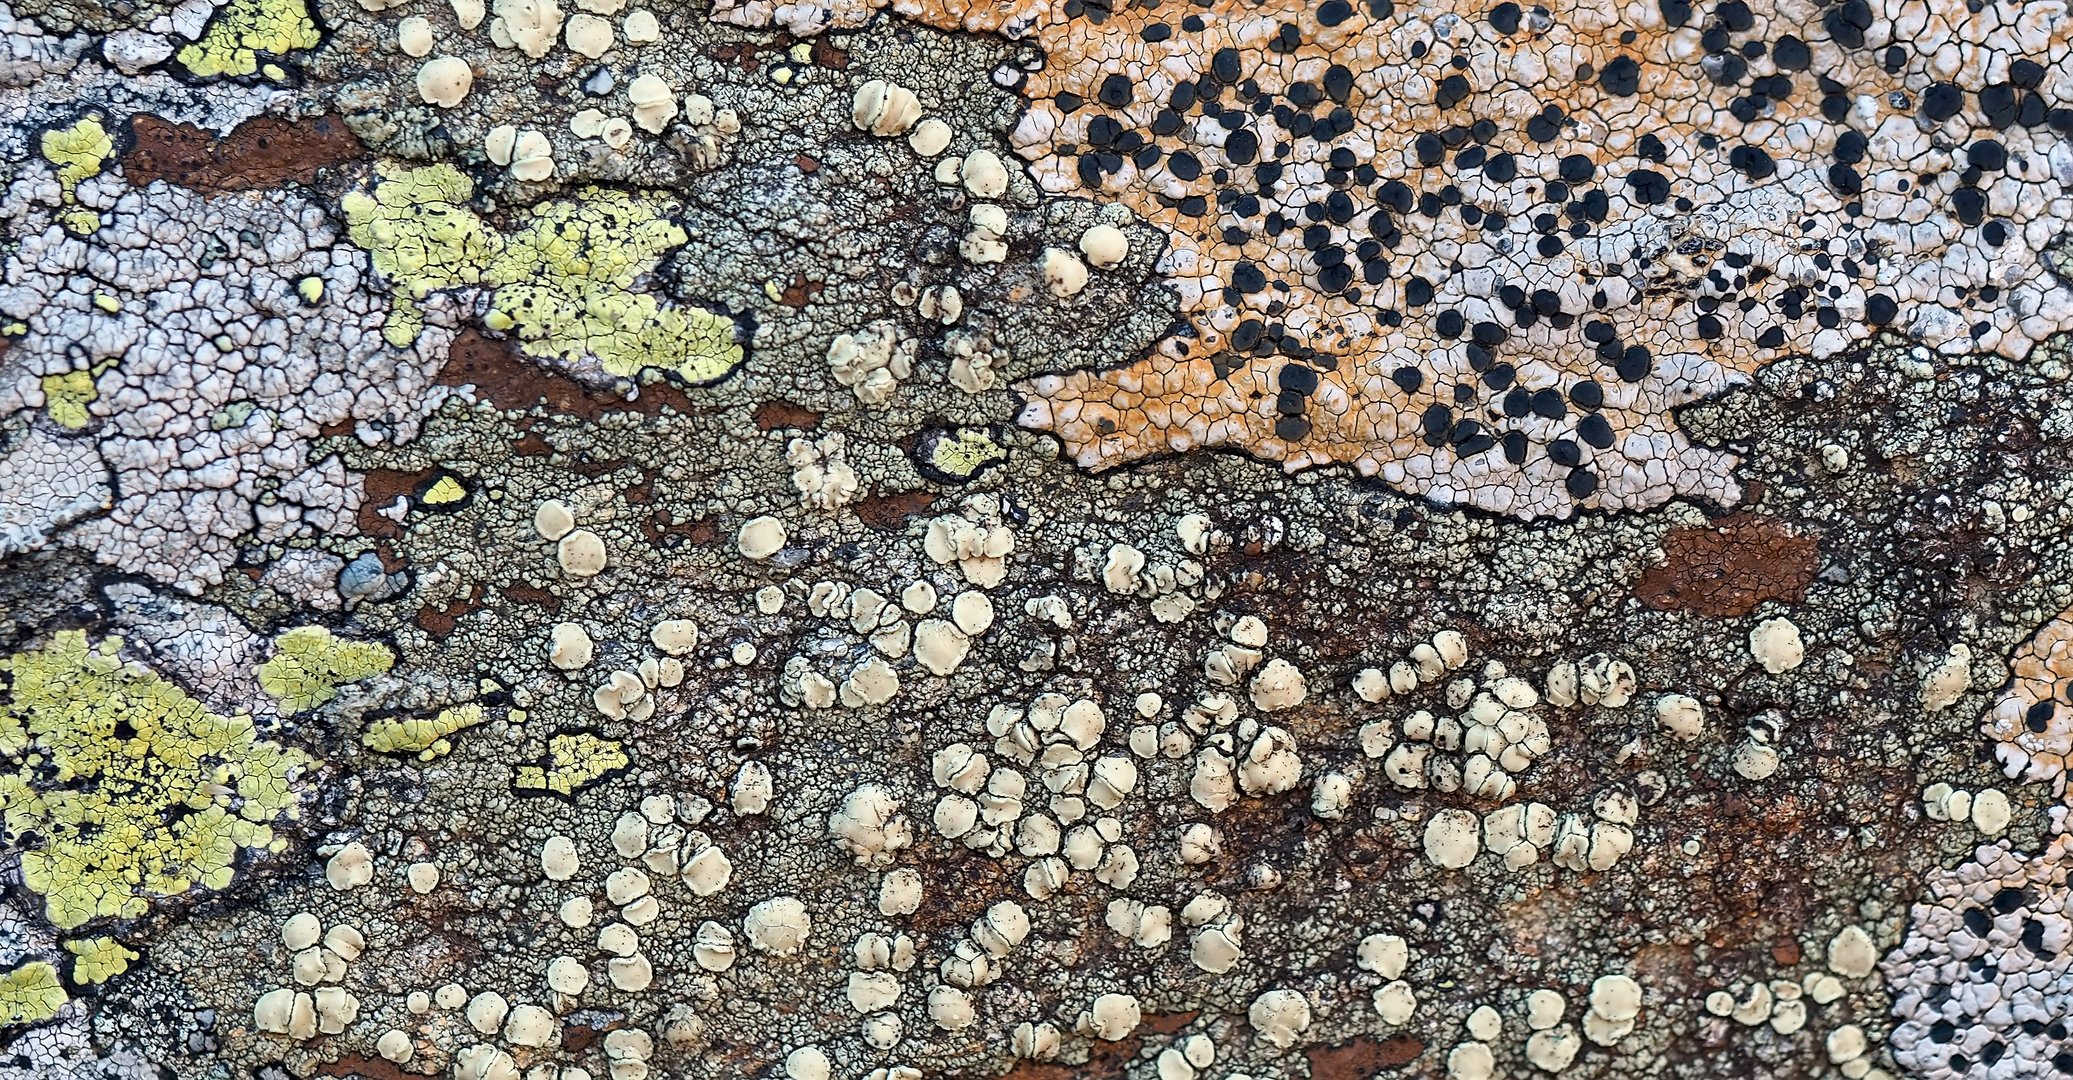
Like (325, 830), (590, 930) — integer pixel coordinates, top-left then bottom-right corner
(999, 1011), (1198, 1080)
(752, 399), (822, 430)
(355, 467), (437, 539)
(315, 1054), (413, 1080)
(855, 491), (938, 532)
(437, 328), (696, 421)
(1308, 1035), (1426, 1077)
(1634, 513), (1819, 617)
(124, 113), (365, 194)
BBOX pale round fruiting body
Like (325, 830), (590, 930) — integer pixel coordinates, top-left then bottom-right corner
(1750, 616), (1805, 673)
(1085, 992), (1141, 1040)
(540, 835), (580, 881)
(415, 56), (474, 108)
(558, 529), (607, 576)
(908, 118), (953, 156)
(396, 16), (434, 56)
(1079, 224), (1129, 267)
(1423, 808), (1481, 869)
(738, 516), (787, 559)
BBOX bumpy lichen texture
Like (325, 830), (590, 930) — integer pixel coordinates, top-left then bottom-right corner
(343, 163), (745, 385)
(7, 0), (2073, 1074)
(0, 632), (310, 930)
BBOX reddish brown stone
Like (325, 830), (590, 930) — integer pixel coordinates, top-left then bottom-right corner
(773, 274), (826, 309)
(712, 40), (766, 71)
(1000, 1012), (1198, 1080)
(855, 491), (938, 531)
(644, 512), (719, 548)
(1307, 1035), (1426, 1077)
(124, 113), (365, 195)
(315, 1055), (413, 1080)
(436, 328), (695, 421)
(809, 36), (848, 69)
(1634, 512), (1819, 618)
(563, 1023), (602, 1053)
(501, 582), (561, 613)
(752, 399), (822, 430)
(355, 467), (436, 539)
(415, 584), (483, 639)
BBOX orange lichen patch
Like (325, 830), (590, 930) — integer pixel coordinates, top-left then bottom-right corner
(1982, 607), (2073, 787)
(123, 113), (364, 194)
(1633, 512), (1818, 617)
(718, 0), (2073, 517)
(997, 0), (1883, 516)
(1307, 1034), (1426, 1076)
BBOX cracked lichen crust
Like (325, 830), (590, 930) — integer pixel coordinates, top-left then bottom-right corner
(343, 161), (745, 385)
(0, 167), (451, 594)
(512, 730), (629, 796)
(0, 961), (66, 1025)
(63, 937), (138, 986)
(0, 631), (311, 930)
(174, 0), (320, 80)
(362, 701), (487, 759)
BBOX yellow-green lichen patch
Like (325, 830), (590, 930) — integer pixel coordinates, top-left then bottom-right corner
(0, 632), (312, 931)
(38, 116), (111, 193)
(514, 731), (628, 797)
(0, 962), (66, 1024)
(64, 937), (137, 985)
(174, 0), (320, 79)
(363, 703), (486, 761)
(415, 471), (470, 511)
(917, 427), (1009, 483)
(342, 162), (744, 384)
(39, 371), (98, 429)
(37, 116), (112, 235)
(256, 626), (393, 715)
